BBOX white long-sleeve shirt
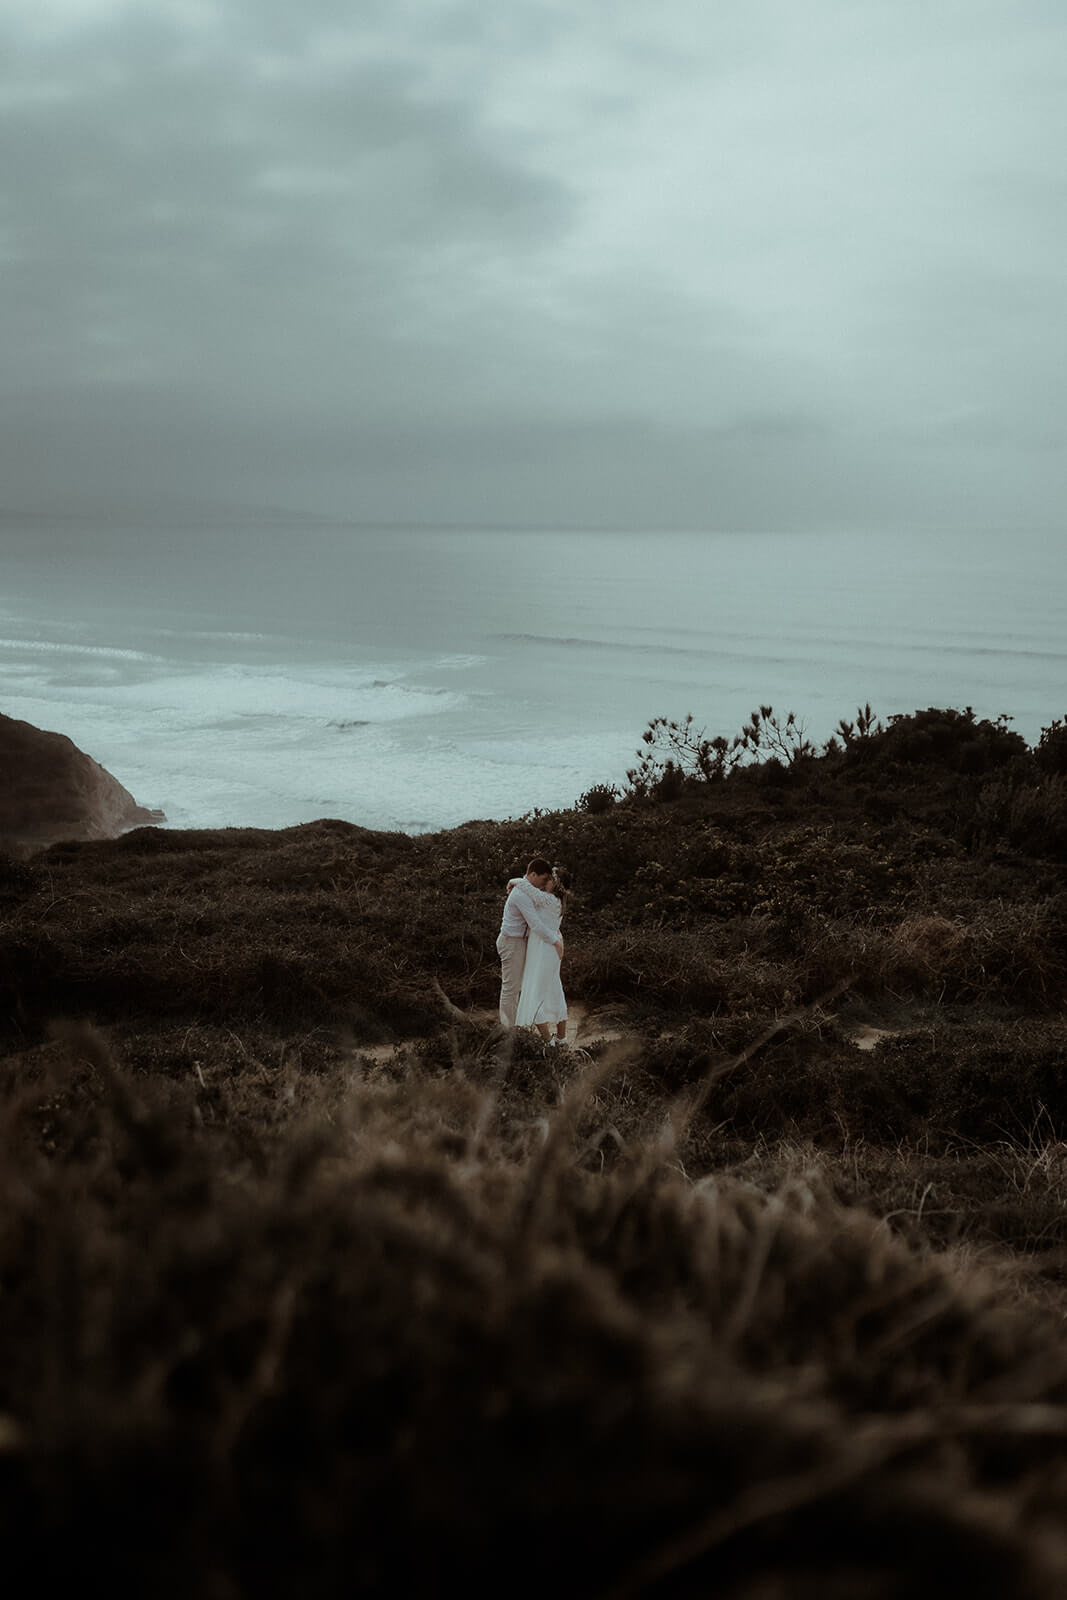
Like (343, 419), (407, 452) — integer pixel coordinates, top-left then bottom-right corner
(499, 878), (560, 944)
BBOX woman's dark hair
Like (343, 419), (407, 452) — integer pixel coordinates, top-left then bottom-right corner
(550, 865), (570, 899)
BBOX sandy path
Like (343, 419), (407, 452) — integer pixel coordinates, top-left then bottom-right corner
(357, 998), (628, 1062)
(849, 1024), (899, 1052)
(360, 993), (901, 1064)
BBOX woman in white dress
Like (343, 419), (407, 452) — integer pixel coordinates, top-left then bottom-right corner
(511, 867), (569, 1044)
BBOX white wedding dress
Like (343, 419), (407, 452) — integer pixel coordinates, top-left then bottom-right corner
(515, 886), (567, 1028)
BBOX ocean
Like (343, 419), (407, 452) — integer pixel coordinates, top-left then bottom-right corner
(1, 520), (1063, 835)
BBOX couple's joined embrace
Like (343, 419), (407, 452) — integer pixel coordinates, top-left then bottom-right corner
(496, 856), (569, 1043)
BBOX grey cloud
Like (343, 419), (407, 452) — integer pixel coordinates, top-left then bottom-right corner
(2, 1), (1066, 528)
(2, 9), (576, 395)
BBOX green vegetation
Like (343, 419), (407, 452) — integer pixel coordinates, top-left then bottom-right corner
(3, 703), (1067, 1594)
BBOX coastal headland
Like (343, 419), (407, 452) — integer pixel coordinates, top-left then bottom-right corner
(0, 710), (163, 853)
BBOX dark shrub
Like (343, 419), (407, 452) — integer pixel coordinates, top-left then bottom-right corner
(971, 776), (1067, 860)
(577, 783), (619, 814)
(866, 707), (1027, 774)
(1036, 719), (1067, 777)
(0, 852), (37, 897)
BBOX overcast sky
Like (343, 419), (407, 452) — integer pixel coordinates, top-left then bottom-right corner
(2, 0), (1065, 529)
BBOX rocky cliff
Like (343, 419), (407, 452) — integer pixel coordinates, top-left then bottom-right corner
(0, 711), (163, 852)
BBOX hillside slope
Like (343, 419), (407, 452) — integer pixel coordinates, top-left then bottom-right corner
(4, 705), (1067, 1595)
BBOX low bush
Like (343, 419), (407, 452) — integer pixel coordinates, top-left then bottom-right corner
(1035, 718), (1067, 776)
(970, 774), (1067, 860)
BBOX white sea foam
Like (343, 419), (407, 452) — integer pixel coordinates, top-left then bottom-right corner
(433, 653), (491, 672)
(0, 635), (164, 663)
(52, 666), (464, 726)
(153, 629), (273, 643)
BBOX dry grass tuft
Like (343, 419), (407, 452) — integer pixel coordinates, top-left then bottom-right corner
(3, 1026), (1067, 1594)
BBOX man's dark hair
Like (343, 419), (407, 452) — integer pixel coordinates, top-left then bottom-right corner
(526, 857), (552, 877)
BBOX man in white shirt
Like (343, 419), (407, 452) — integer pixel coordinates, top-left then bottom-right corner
(497, 856), (565, 1027)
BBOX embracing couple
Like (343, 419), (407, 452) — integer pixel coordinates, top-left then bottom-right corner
(496, 856), (570, 1044)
